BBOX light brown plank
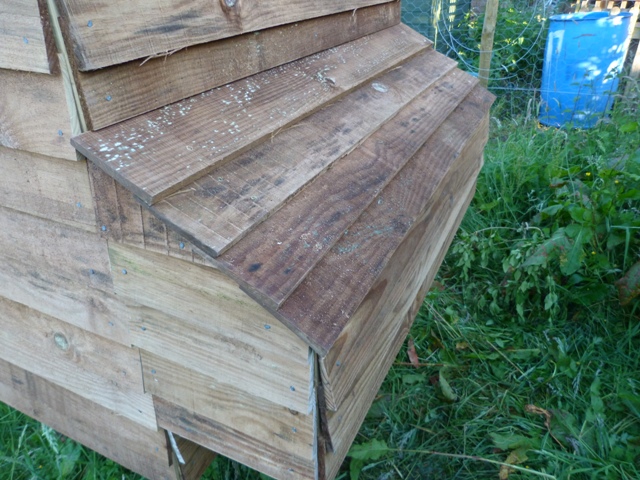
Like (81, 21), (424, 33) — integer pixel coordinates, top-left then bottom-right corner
(218, 68), (478, 311)
(141, 351), (315, 464)
(319, 114), (488, 410)
(0, 0), (57, 73)
(0, 146), (95, 231)
(0, 358), (175, 480)
(57, 0), (394, 71)
(323, 176), (479, 479)
(108, 243), (313, 414)
(0, 295), (157, 430)
(74, 3), (401, 130)
(155, 397), (317, 480)
(0, 67), (78, 161)
(72, 24), (429, 205)
(277, 86), (494, 356)
(148, 49), (456, 257)
(171, 434), (217, 480)
(0, 206), (131, 346)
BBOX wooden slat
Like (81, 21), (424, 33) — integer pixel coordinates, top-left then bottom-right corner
(57, 0), (395, 71)
(0, 358), (175, 480)
(0, 206), (131, 346)
(0, 0), (57, 73)
(218, 68), (478, 311)
(0, 295), (157, 430)
(323, 176), (479, 479)
(72, 24), (429, 205)
(155, 397), (317, 480)
(148, 49), (456, 257)
(0, 146), (95, 231)
(108, 243), (313, 414)
(277, 86), (494, 356)
(0, 67), (77, 161)
(319, 110), (490, 410)
(171, 434), (217, 480)
(74, 3), (401, 130)
(141, 352), (315, 466)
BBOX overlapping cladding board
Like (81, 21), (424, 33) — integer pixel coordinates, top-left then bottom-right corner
(56, 0), (395, 71)
(0, 0), (57, 73)
(72, 24), (429, 205)
(0, 66), (78, 161)
(74, 3), (401, 130)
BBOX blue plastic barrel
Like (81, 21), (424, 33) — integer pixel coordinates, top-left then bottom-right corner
(540, 11), (633, 128)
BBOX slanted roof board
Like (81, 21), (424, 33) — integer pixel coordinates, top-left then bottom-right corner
(73, 24), (429, 205)
(57, 0), (395, 71)
(146, 48), (455, 258)
(276, 86), (495, 355)
(216, 68), (478, 311)
(74, 3), (402, 130)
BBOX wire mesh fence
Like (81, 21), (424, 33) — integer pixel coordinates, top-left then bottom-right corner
(402, 0), (640, 118)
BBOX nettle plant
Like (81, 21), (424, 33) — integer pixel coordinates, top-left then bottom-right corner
(449, 109), (640, 325)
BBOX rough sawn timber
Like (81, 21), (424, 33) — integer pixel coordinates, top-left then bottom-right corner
(56, 0), (395, 70)
(73, 3), (401, 130)
(72, 24), (429, 205)
(146, 48), (453, 258)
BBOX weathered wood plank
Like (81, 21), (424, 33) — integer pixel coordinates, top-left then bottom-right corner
(219, 68), (478, 311)
(57, 0), (395, 71)
(108, 243), (313, 413)
(276, 86), (494, 356)
(72, 25), (429, 205)
(319, 110), (489, 410)
(141, 351), (315, 464)
(74, 3), (401, 130)
(0, 295), (157, 430)
(323, 175), (478, 479)
(155, 397), (317, 480)
(0, 146), (95, 231)
(0, 358), (175, 480)
(171, 434), (217, 480)
(148, 49), (456, 257)
(0, 0), (57, 73)
(0, 206), (131, 346)
(0, 67), (77, 160)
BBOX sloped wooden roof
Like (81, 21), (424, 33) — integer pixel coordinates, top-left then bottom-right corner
(73, 25), (494, 356)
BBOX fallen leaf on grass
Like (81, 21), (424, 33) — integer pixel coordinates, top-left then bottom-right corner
(407, 338), (420, 367)
(616, 260), (640, 306)
(525, 404), (565, 449)
(499, 448), (529, 480)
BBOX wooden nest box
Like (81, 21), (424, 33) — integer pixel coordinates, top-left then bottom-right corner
(0, 1), (494, 478)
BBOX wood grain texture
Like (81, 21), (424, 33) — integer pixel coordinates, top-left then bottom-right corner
(172, 434), (217, 480)
(276, 86), (494, 356)
(155, 397), (317, 480)
(218, 68), (478, 311)
(0, 295), (157, 429)
(0, 67), (77, 160)
(0, 0), (57, 73)
(141, 351), (315, 463)
(0, 358), (175, 480)
(72, 25), (429, 205)
(147, 49), (455, 257)
(323, 176), (479, 479)
(74, 3), (401, 130)
(0, 146), (95, 231)
(0, 206), (131, 346)
(319, 110), (489, 410)
(109, 243), (313, 414)
(56, 0), (394, 70)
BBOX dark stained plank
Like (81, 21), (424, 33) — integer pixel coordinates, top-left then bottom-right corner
(0, 358), (175, 480)
(217, 69), (479, 311)
(74, 3), (402, 130)
(72, 25), (429, 205)
(0, 0), (57, 74)
(147, 49), (457, 257)
(57, 0), (394, 70)
(276, 86), (495, 355)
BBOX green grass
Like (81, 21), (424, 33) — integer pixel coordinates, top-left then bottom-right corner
(2, 91), (639, 480)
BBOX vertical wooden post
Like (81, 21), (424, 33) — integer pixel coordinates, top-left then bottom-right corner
(478, 0), (499, 87)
